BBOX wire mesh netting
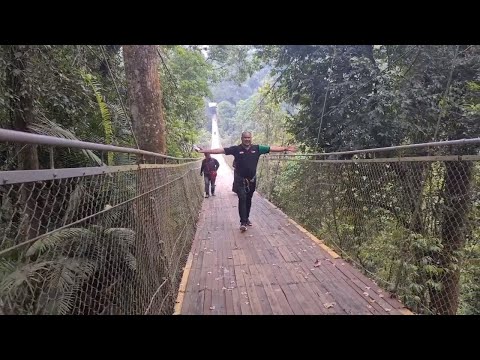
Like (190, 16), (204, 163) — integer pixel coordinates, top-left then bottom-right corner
(257, 148), (480, 315)
(0, 160), (203, 315)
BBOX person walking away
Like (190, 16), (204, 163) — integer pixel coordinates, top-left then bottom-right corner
(200, 153), (220, 198)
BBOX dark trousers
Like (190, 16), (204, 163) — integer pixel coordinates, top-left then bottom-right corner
(234, 174), (256, 224)
(204, 175), (216, 195)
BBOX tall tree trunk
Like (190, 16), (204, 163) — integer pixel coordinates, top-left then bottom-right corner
(429, 161), (473, 314)
(6, 45), (39, 171)
(123, 45), (168, 313)
(5, 45), (40, 243)
(123, 45), (166, 161)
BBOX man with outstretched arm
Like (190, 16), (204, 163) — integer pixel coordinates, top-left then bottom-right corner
(196, 131), (296, 232)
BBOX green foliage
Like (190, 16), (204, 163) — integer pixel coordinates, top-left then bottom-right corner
(160, 46), (213, 157)
(258, 45), (480, 152)
(0, 226), (136, 315)
(81, 70), (114, 165)
(207, 45), (261, 84)
(214, 76), (291, 147)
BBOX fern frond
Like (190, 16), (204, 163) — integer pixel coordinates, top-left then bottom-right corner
(104, 228), (135, 246)
(111, 103), (130, 125)
(0, 261), (54, 294)
(0, 258), (17, 276)
(124, 252), (137, 272)
(39, 257), (97, 315)
(62, 183), (86, 225)
(27, 117), (103, 166)
(26, 228), (92, 258)
(81, 70), (114, 165)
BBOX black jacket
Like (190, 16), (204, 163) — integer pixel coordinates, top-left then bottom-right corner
(200, 158), (220, 176)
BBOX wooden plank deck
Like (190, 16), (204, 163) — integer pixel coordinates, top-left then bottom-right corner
(176, 156), (412, 315)
(176, 115), (412, 315)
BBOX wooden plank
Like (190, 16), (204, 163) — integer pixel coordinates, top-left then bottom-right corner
(334, 259), (410, 310)
(273, 232), (297, 247)
(242, 234), (262, 264)
(275, 263), (296, 285)
(288, 283), (317, 315)
(222, 257), (236, 315)
(250, 208), (281, 238)
(230, 286), (243, 315)
(180, 250), (200, 314)
(306, 280), (344, 314)
(294, 282), (326, 315)
(232, 249), (246, 266)
(224, 289), (235, 315)
(242, 264), (266, 314)
(203, 288), (213, 315)
(179, 151), (411, 315)
(254, 285), (274, 315)
(257, 263), (278, 286)
(277, 245), (300, 263)
(297, 260), (322, 283)
(287, 217), (340, 259)
(215, 199), (236, 315)
(234, 265), (247, 288)
(247, 264), (263, 286)
(278, 284), (305, 315)
(333, 261), (411, 314)
(238, 248), (249, 265)
(271, 284), (294, 315)
(286, 237), (369, 313)
(250, 238), (268, 265)
(202, 236), (216, 315)
(247, 264), (273, 314)
(270, 247), (285, 264)
(173, 251), (193, 314)
(259, 244), (274, 265)
(282, 228), (373, 313)
(237, 286), (253, 315)
(284, 262), (308, 283)
(254, 264), (287, 315)
(186, 239), (207, 314)
(211, 231), (226, 315)
(262, 263), (304, 315)
(265, 233), (283, 247)
(298, 250), (374, 315)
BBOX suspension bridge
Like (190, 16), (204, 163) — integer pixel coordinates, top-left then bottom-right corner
(0, 115), (478, 315)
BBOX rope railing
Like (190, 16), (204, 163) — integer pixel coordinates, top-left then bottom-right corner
(0, 129), (198, 162)
(0, 131), (203, 315)
(258, 141), (480, 315)
(267, 136), (480, 158)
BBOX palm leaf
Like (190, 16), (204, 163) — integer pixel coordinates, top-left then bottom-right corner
(0, 258), (16, 277)
(62, 183), (86, 226)
(104, 228), (135, 246)
(38, 257), (97, 314)
(0, 261), (54, 294)
(124, 252), (137, 272)
(81, 71), (114, 165)
(27, 117), (103, 166)
(26, 228), (93, 258)
(111, 103), (130, 128)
